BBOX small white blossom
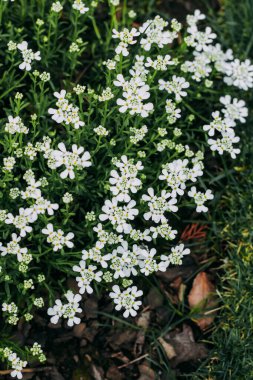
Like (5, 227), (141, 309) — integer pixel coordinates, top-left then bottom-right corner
(17, 41), (41, 71)
(188, 186), (214, 212)
(109, 285), (143, 317)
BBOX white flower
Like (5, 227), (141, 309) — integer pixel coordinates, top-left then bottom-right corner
(208, 134), (240, 159)
(48, 90), (85, 129)
(50, 143), (91, 179)
(186, 9), (205, 27)
(7, 351), (27, 379)
(220, 95), (248, 123)
(72, 0), (89, 14)
(109, 156), (143, 202)
(0, 233), (28, 262)
(137, 247), (159, 275)
(112, 27), (140, 46)
(3, 157), (16, 171)
(51, 1), (63, 12)
(109, 285), (143, 318)
(139, 16), (178, 51)
(188, 186), (214, 212)
(181, 54), (212, 82)
(5, 208), (33, 237)
(114, 74), (153, 117)
(48, 291), (82, 326)
(110, 241), (139, 278)
(159, 76), (189, 102)
(42, 223), (74, 251)
(73, 261), (102, 294)
(99, 198), (138, 233)
(47, 299), (64, 324)
(186, 26), (216, 52)
(203, 111), (234, 137)
(5, 116), (28, 134)
(161, 244), (190, 266)
(145, 54), (174, 71)
(142, 188), (178, 223)
(165, 100), (181, 124)
(159, 159), (188, 197)
(223, 58), (253, 90)
(17, 41), (41, 71)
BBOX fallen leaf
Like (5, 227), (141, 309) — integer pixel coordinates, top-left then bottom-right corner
(170, 276), (182, 290)
(158, 337), (176, 360)
(188, 272), (218, 330)
(134, 331), (145, 357)
(107, 329), (137, 350)
(73, 323), (86, 338)
(111, 352), (129, 364)
(90, 364), (104, 380)
(165, 324), (208, 367)
(137, 311), (150, 330)
(178, 283), (187, 303)
(138, 363), (156, 380)
(106, 365), (125, 380)
(134, 311), (151, 356)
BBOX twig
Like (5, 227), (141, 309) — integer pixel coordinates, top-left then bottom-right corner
(117, 353), (149, 369)
(0, 366), (53, 375)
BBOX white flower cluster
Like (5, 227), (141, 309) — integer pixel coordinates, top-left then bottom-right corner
(109, 285), (143, 317)
(0, 233), (28, 262)
(142, 188), (178, 223)
(1, 347), (27, 379)
(188, 187), (214, 212)
(114, 73), (153, 117)
(129, 125), (148, 144)
(159, 158), (203, 198)
(5, 116), (28, 134)
(145, 54), (174, 71)
(139, 16), (181, 51)
(17, 41), (41, 71)
(109, 155), (143, 202)
(73, 261), (102, 294)
(182, 10), (253, 90)
(48, 142), (92, 179)
(112, 27), (140, 56)
(48, 291), (82, 326)
(161, 244), (190, 266)
(48, 90), (85, 129)
(3, 171), (59, 240)
(51, 1), (63, 12)
(72, 0), (89, 14)
(2, 302), (19, 325)
(203, 95), (248, 158)
(42, 223), (74, 251)
(159, 76), (190, 102)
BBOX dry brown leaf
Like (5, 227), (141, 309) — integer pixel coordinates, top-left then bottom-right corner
(165, 324), (208, 367)
(73, 323), (86, 338)
(106, 366), (125, 380)
(107, 329), (137, 350)
(158, 337), (176, 360)
(178, 283), (187, 303)
(170, 276), (183, 290)
(188, 272), (218, 330)
(138, 363), (156, 380)
(137, 311), (151, 329)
